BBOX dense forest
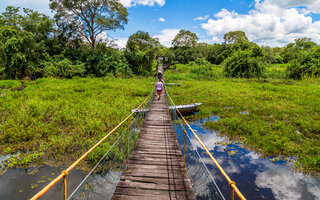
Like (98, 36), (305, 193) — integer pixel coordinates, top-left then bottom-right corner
(0, 5), (319, 81)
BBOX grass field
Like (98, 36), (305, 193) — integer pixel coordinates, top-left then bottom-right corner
(166, 64), (320, 172)
(1, 63), (319, 173)
(0, 77), (153, 168)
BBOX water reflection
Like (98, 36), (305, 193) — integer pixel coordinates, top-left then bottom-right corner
(178, 117), (320, 200)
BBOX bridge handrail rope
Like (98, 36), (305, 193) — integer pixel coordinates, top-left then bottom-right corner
(31, 87), (155, 200)
(175, 114), (225, 199)
(165, 89), (246, 200)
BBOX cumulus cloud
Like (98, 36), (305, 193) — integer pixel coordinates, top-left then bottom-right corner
(189, 131), (225, 151)
(194, 15), (209, 21)
(201, 0), (320, 46)
(119, 0), (165, 7)
(114, 38), (128, 49)
(95, 32), (127, 49)
(256, 166), (320, 199)
(262, 0), (320, 14)
(158, 17), (165, 22)
(153, 28), (180, 47)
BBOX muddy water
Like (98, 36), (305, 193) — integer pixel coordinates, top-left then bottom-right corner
(176, 117), (320, 200)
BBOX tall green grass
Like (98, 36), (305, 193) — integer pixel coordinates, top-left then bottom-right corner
(0, 77), (153, 168)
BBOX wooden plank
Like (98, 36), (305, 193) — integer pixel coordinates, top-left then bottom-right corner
(128, 160), (185, 167)
(127, 164), (184, 171)
(113, 188), (188, 199)
(116, 180), (187, 191)
(112, 81), (195, 200)
(120, 176), (191, 185)
(112, 194), (180, 200)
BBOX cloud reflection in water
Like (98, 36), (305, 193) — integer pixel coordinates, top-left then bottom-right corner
(183, 119), (320, 200)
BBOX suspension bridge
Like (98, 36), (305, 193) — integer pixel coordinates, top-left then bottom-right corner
(30, 67), (246, 200)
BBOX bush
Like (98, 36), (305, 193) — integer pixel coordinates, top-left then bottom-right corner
(194, 57), (209, 65)
(43, 59), (86, 78)
(287, 47), (320, 79)
(96, 52), (132, 77)
(224, 49), (264, 78)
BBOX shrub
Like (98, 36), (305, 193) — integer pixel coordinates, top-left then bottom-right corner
(43, 59), (86, 78)
(96, 53), (132, 77)
(224, 49), (264, 78)
(287, 47), (320, 79)
(194, 57), (209, 65)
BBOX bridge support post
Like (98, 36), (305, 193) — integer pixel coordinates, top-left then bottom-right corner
(230, 181), (236, 200)
(62, 171), (68, 200)
(231, 188), (234, 200)
(183, 124), (186, 170)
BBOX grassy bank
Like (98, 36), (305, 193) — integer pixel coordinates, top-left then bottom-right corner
(166, 65), (320, 172)
(0, 77), (153, 168)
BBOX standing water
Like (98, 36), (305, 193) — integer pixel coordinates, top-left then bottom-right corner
(175, 117), (320, 200)
(0, 164), (123, 200)
(0, 165), (86, 199)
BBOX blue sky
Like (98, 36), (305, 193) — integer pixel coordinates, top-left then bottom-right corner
(1, 0), (320, 48)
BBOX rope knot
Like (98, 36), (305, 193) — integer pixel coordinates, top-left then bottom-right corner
(62, 170), (68, 176)
(229, 181), (236, 188)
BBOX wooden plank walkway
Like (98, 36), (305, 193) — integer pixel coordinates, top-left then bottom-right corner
(112, 79), (195, 199)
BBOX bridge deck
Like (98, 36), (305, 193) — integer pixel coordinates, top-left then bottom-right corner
(112, 89), (195, 200)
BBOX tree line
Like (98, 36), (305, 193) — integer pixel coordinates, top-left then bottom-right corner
(0, 2), (319, 80)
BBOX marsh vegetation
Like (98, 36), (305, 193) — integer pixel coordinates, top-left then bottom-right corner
(166, 64), (320, 173)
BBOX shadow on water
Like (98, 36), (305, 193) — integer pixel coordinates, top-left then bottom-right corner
(175, 116), (320, 200)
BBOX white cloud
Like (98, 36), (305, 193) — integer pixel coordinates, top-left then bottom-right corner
(194, 15), (209, 21)
(114, 38), (128, 49)
(256, 166), (320, 199)
(119, 0), (165, 7)
(159, 17), (165, 22)
(262, 0), (320, 14)
(153, 28), (180, 47)
(201, 0), (320, 47)
(96, 32), (127, 49)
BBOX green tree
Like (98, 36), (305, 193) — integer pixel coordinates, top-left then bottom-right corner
(172, 29), (198, 47)
(294, 37), (316, 50)
(125, 31), (160, 75)
(50, 0), (128, 51)
(281, 43), (300, 63)
(0, 26), (43, 79)
(207, 43), (232, 64)
(0, 6), (21, 27)
(223, 30), (248, 44)
(287, 46), (320, 79)
(96, 50), (131, 77)
(20, 8), (54, 42)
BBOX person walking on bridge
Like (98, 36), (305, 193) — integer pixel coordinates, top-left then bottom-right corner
(157, 70), (163, 80)
(155, 79), (164, 100)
